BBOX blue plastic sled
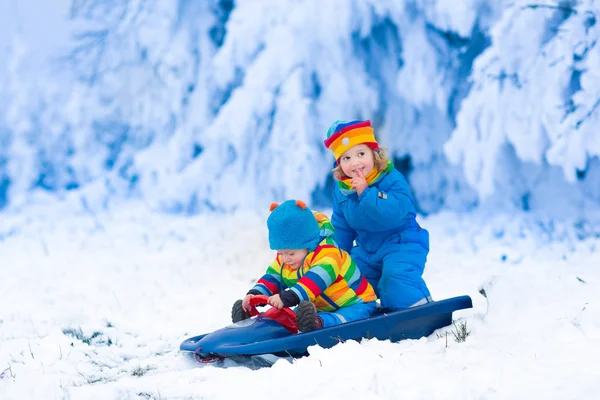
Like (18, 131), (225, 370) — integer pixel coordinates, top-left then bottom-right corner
(180, 295), (472, 363)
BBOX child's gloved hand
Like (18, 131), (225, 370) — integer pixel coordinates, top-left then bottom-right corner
(351, 168), (368, 196)
(242, 294), (255, 312)
(268, 294), (284, 310)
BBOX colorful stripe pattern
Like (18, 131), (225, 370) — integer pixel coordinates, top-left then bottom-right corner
(324, 120), (379, 161)
(251, 212), (376, 312)
(338, 160), (394, 196)
(313, 211), (335, 240)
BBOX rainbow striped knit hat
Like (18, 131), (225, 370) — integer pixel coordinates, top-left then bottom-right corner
(323, 120), (379, 162)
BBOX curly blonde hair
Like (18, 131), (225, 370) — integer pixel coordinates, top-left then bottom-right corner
(332, 148), (389, 180)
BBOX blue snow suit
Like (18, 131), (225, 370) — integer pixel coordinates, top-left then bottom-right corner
(331, 168), (432, 310)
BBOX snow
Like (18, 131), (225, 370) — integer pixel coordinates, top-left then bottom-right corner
(445, 0), (600, 199)
(1, 201), (599, 399)
(1, 1), (600, 398)
(2, 0), (598, 216)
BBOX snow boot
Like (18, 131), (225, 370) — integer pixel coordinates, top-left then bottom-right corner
(231, 299), (251, 323)
(296, 301), (323, 332)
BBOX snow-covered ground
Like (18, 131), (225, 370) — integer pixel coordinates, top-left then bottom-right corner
(1, 201), (598, 399)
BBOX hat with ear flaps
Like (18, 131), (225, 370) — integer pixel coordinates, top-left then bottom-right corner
(267, 200), (320, 252)
(324, 119), (379, 163)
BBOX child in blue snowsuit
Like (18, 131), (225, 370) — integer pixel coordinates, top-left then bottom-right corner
(324, 120), (433, 310)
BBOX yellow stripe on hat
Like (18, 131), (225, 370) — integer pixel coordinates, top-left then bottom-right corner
(329, 126), (377, 160)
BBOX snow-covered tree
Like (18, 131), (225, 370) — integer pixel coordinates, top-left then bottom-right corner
(0, 0), (598, 217)
(445, 0), (600, 209)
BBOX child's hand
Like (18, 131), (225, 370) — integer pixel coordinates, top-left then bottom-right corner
(268, 294), (284, 310)
(242, 294), (255, 312)
(352, 168), (368, 196)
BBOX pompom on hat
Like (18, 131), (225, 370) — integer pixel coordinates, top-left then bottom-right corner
(324, 120), (379, 163)
(267, 200), (320, 252)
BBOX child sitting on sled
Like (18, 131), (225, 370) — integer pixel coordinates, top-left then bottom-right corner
(232, 199), (377, 332)
(324, 119), (433, 310)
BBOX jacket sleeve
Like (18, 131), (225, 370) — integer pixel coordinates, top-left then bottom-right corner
(357, 174), (414, 226)
(288, 262), (338, 303)
(279, 290), (300, 307)
(331, 191), (357, 253)
(248, 256), (284, 296)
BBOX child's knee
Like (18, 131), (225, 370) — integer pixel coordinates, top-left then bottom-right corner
(318, 302), (378, 327)
(378, 273), (431, 310)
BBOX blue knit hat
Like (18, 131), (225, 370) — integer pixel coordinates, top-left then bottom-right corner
(267, 200), (320, 252)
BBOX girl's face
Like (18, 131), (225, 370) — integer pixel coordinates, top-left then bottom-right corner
(279, 249), (309, 269)
(339, 144), (375, 178)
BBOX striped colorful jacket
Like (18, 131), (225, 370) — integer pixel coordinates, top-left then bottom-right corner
(250, 211), (377, 312)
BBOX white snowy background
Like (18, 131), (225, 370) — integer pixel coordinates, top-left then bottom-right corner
(1, 0), (599, 399)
